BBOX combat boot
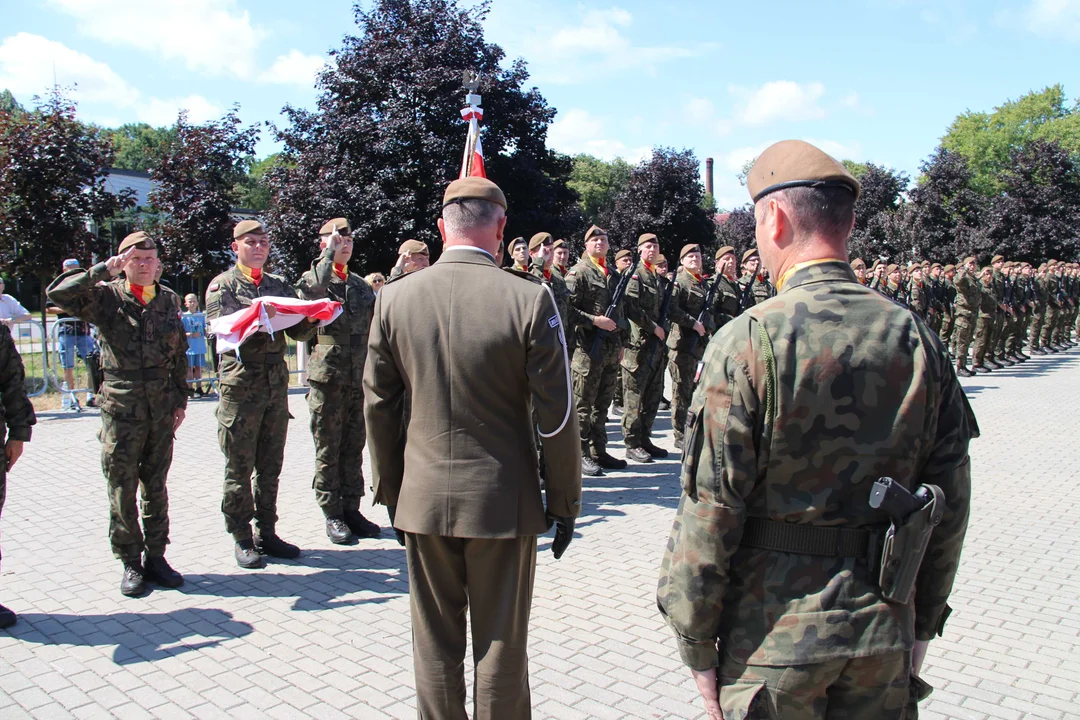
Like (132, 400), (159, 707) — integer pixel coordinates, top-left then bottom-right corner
(234, 538), (265, 569)
(0, 603), (16, 629)
(325, 516), (354, 545)
(642, 439), (668, 459)
(343, 508), (381, 539)
(658, 397), (671, 411)
(256, 533), (301, 559)
(595, 451), (628, 470)
(973, 364), (991, 374)
(581, 454), (603, 477)
(626, 446), (653, 464)
(987, 358), (1004, 369)
(956, 364), (974, 378)
(143, 554), (183, 588)
(120, 560), (147, 597)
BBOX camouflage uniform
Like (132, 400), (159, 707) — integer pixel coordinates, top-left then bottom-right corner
(737, 273), (774, 310)
(939, 277), (956, 347)
(48, 267), (187, 560)
(0, 323), (36, 584)
(1040, 273), (1060, 349)
(972, 274), (998, 368)
(952, 269), (980, 368)
(666, 269), (713, 447)
(1028, 275), (1048, 351)
(297, 249), (376, 518)
(658, 261), (973, 719)
(989, 269), (1007, 362)
(205, 267), (313, 540)
(908, 280), (927, 318)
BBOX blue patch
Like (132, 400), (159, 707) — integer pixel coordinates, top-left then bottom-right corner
(548, 315), (560, 328)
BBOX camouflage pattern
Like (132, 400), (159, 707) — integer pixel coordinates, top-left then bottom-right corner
(1028, 275), (1048, 350)
(972, 275), (998, 368)
(205, 266), (314, 539)
(1040, 273), (1059, 349)
(658, 261), (972, 679)
(951, 268), (981, 366)
(565, 257), (628, 456)
(710, 275), (742, 325)
(297, 249), (375, 517)
(907, 280), (927, 317)
(989, 269), (1007, 360)
(530, 258), (587, 350)
(666, 268), (714, 445)
(938, 278), (956, 346)
(48, 265), (188, 560)
(0, 323), (36, 575)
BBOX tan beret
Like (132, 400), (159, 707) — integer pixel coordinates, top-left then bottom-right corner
(869, 260), (881, 271)
(637, 233), (658, 248)
(886, 264), (899, 275)
(442, 176), (506, 210)
(931, 262), (942, 270)
(584, 225), (607, 242)
(552, 238), (567, 249)
(746, 139), (861, 203)
(528, 232), (552, 251)
(680, 243), (701, 260)
(118, 231), (156, 253)
(509, 236), (527, 251)
(1039, 263), (1048, 271)
(991, 255), (1004, 264)
(742, 248), (759, 264)
(850, 257), (866, 269)
(1047, 259), (1057, 266)
(715, 246), (735, 260)
(655, 254), (667, 266)
(614, 248), (633, 263)
(234, 219), (266, 239)
(962, 256), (976, 265)
(319, 218), (350, 236)
(943, 264), (956, 273)
(398, 239), (429, 256)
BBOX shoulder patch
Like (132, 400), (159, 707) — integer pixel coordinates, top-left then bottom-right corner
(567, 269), (577, 276)
(631, 274), (639, 280)
(208, 283), (220, 292)
(548, 315), (560, 328)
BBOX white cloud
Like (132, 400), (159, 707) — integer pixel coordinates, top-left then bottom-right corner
(1018, 0), (1080, 41)
(729, 81), (826, 126)
(547, 108), (650, 162)
(0, 32), (139, 105)
(47, 0), (266, 78)
(258, 50), (327, 87)
(137, 95), (222, 126)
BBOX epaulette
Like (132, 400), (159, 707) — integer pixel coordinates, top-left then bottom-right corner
(505, 267), (543, 284)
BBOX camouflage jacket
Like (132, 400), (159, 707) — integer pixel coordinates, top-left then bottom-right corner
(205, 266), (313, 388)
(978, 277), (998, 315)
(953, 270), (981, 316)
(709, 275), (742, 329)
(992, 270), (1006, 314)
(908, 280), (927, 316)
(565, 257), (629, 352)
(296, 248), (376, 386)
(623, 261), (686, 372)
(738, 273), (775, 310)
(529, 259), (586, 339)
(657, 260), (973, 670)
(0, 323), (36, 444)
(47, 267), (188, 420)
(666, 269), (712, 357)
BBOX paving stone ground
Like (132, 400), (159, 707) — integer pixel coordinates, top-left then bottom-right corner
(1, 349), (1079, 719)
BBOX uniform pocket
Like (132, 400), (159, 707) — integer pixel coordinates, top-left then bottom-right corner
(680, 409), (703, 496)
(719, 681), (774, 720)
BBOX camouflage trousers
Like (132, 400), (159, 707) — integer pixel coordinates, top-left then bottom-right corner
(718, 651), (917, 719)
(927, 310), (942, 336)
(308, 380), (366, 518)
(952, 313), (975, 367)
(1010, 311), (1030, 355)
(972, 312), (995, 367)
(1040, 306), (1059, 348)
(613, 363), (624, 409)
(1000, 312), (1019, 355)
(938, 311), (954, 346)
(622, 351), (665, 449)
(989, 311), (1007, 358)
(571, 343), (620, 455)
(1028, 311), (1045, 349)
(100, 410), (174, 560)
(216, 380), (289, 539)
(668, 351), (699, 445)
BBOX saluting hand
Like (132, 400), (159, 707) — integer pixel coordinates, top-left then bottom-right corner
(104, 248), (134, 277)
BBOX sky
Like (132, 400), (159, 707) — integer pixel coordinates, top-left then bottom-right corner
(1, 0), (1078, 210)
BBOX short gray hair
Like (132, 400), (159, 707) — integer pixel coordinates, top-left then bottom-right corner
(442, 198), (504, 236)
(759, 186), (855, 242)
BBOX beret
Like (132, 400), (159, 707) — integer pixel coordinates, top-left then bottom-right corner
(234, 219), (266, 239)
(931, 262), (942, 270)
(655, 254), (667, 266)
(991, 255), (1004, 264)
(869, 260), (881, 271)
(398, 239), (429, 256)
(552, 238), (567, 249)
(637, 233), (658, 248)
(442, 177), (507, 210)
(943, 264), (956, 273)
(584, 225), (608, 242)
(118, 231), (156, 253)
(886, 264), (899, 274)
(615, 248), (633, 262)
(962, 256), (976, 265)
(510, 237), (527, 250)
(319, 218), (350, 236)
(529, 232), (553, 251)
(981, 266), (993, 274)
(680, 243), (701, 260)
(742, 248), (759, 263)
(747, 139), (861, 203)
(715, 246), (735, 260)
(921, 260), (930, 267)
(849, 257), (866, 269)
(1039, 263), (1048, 271)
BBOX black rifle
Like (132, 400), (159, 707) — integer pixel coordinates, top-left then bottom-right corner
(645, 276), (676, 369)
(688, 272), (724, 355)
(587, 264), (634, 361)
(738, 276), (756, 312)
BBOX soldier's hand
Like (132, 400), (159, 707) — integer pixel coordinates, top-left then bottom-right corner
(692, 320), (706, 336)
(912, 639), (930, 676)
(690, 668), (722, 720)
(547, 514), (575, 559)
(4, 439), (24, 470)
(387, 505), (406, 546)
(593, 315), (617, 332)
(263, 304), (277, 318)
(173, 408), (186, 431)
(104, 248), (135, 277)
(653, 325), (666, 341)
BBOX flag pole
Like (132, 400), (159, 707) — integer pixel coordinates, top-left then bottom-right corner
(459, 71), (482, 178)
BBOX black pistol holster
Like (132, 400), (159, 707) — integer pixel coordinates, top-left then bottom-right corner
(871, 478), (946, 605)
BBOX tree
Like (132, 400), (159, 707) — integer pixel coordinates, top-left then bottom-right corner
(846, 163), (909, 260)
(0, 88), (133, 323)
(568, 154), (631, 226)
(0, 90), (24, 115)
(714, 206), (755, 258)
(603, 147), (715, 262)
(904, 147), (988, 263)
(149, 108), (259, 286)
(107, 123), (178, 171)
(267, 0), (580, 278)
(234, 153), (286, 211)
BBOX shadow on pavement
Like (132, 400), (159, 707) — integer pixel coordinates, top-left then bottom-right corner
(7, 608), (253, 665)
(975, 352), (1078, 379)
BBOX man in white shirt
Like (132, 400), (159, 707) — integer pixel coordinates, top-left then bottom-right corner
(0, 278), (31, 327)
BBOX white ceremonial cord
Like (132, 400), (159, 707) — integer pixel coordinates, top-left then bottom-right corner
(538, 282), (572, 438)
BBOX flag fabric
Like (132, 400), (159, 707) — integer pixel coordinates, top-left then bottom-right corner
(460, 104), (486, 179)
(467, 133), (486, 178)
(209, 297), (342, 356)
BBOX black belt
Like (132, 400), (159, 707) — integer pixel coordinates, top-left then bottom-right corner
(104, 368), (172, 381)
(222, 352), (284, 364)
(315, 335), (366, 347)
(741, 518), (883, 559)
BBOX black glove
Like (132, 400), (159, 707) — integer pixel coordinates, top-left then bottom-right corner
(547, 514), (575, 559)
(387, 505), (405, 546)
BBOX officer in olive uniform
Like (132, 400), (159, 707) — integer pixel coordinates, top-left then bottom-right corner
(297, 218), (380, 545)
(0, 320), (36, 627)
(205, 220), (316, 569)
(659, 140), (973, 720)
(48, 232), (187, 596)
(666, 244), (710, 449)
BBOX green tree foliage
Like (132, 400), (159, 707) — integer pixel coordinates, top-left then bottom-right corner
(107, 122), (178, 171)
(0, 88), (134, 309)
(149, 108), (259, 282)
(267, 0), (581, 278)
(569, 154), (631, 226)
(0, 89), (24, 115)
(714, 206), (755, 258)
(846, 163), (909, 261)
(234, 153), (285, 211)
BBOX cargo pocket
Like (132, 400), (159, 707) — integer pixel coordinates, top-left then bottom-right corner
(907, 672), (934, 717)
(719, 681), (774, 720)
(680, 408), (703, 496)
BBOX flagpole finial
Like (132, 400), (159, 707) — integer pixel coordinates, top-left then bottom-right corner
(462, 70), (481, 95)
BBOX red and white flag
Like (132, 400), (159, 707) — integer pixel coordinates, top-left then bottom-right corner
(209, 297), (342, 356)
(460, 104), (486, 179)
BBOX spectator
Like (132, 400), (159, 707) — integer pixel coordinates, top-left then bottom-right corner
(182, 294), (208, 396)
(364, 272), (386, 294)
(47, 259), (103, 410)
(0, 278), (31, 328)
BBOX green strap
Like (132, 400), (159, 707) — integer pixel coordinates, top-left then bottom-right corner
(758, 322), (776, 427)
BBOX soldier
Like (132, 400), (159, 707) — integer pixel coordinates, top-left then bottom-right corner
(565, 226), (629, 477)
(881, 264), (907, 306)
(611, 248), (634, 416)
(908, 264), (927, 317)
(737, 248), (773, 309)
(206, 220), (316, 569)
(972, 266), (998, 373)
(0, 319), (36, 627)
(659, 140), (973, 720)
(508, 236), (529, 272)
(850, 257), (868, 284)
(621, 233), (687, 463)
(710, 247), (742, 325)
(297, 218), (380, 545)
(528, 232), (580, 333)
(47, 232), (187, 596)
(551, 238), (571, 278)
(389, 239), (430, 279)
(869, 259), (887, 291)
(1027, 264), (1048, 354)
(988, 255), (1010, 367)
(665, 244), (710, 449)
(940, 264), (958, 349)
(952, 256), (981, 376)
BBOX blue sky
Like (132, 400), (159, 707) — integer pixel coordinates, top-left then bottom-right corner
(1, 0), (1078, 210)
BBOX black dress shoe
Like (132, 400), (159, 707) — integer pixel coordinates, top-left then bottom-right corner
(581, 455), (603, 477)
(256, 533), (301, 559)
(121, 561), (147, 597)
(326, 516), (355, 544)
(642, 440), (668, 459)
(343, 509), (381, 539)
(0, 603), (16, 629)
(234, 538), (265, 569)
(595, 451), (627, 470)
(143, 555), (184, 588)
(626, 447), (653, 464)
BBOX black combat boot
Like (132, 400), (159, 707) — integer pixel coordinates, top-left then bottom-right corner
(234, 538), (265, 569)
(143, 554), (183, 588)
(595, 451), (628, 470)
(343, 508), (381, 539)
(0, 603), (16, 629)
(325, 516), (355, 544)
(120, 560), (147, 597)
(581, 454), (603, 477)
(956, 364), (974, 378)
(625, 446), (653, 464)
(973, 364), (991, 374)
(256, 533), (301, 559)
(642, 439), (668, 459)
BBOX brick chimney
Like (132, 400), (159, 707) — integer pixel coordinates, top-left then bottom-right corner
(705, 157), (714, 197)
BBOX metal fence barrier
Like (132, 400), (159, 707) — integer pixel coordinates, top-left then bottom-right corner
(8, 319), (48, 398)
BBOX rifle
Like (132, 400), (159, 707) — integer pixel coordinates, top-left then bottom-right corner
(587, 263), (634, 361)
(738, 276), (756, 312)
(688, 272), (724, 355)
(645, 276), (676, 369)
